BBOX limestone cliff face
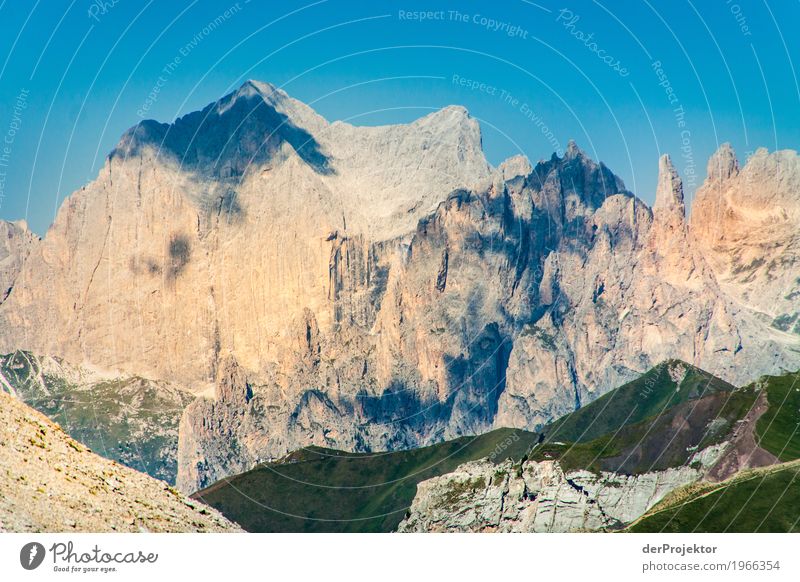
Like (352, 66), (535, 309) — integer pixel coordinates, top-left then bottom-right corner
(0, 219), (38, 304)
(0, 81), (490, 391)
(0, 83), (798, 493)
(691, 144), (800, 338)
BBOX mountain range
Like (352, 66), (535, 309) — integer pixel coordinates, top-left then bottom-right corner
(0, 80), (798, 497)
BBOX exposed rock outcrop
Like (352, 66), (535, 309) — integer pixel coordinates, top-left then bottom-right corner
(397, 446), (724, 533)
(690, 144), (800, 340)
(0, 391), (240, 532)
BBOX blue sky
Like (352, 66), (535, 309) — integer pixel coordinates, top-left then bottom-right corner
(0, 0), (798, 234)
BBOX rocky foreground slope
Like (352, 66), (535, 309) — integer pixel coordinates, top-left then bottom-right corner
(0, 81), (797, 493)
(0, 350), (193, 484)
(0, 391), (240, 532)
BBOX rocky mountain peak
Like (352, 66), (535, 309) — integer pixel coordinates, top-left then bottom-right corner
(706, 143), (739, 182)
(689, 145), (800, 323)
(2, 78), (798, 499)
(498, 155), (532, 181)
(528, 141), (629, 220)
(564, 139), (583, 159)
(653, 154), (685, 220)
(404, 105), (482, 151)
(112, 79), (332, 177)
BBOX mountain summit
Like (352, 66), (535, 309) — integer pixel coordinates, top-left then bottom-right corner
(0, 83), (797, 492)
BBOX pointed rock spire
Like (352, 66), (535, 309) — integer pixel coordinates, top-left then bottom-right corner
(215, 354), (252, 406)
(706, 143), (739, 182)
(564, 139), (583, 159)
(653, 154), (686, 220)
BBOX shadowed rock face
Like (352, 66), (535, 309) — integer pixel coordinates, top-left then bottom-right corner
(0, 84), (797, 493)
(112, 81), (333, 178)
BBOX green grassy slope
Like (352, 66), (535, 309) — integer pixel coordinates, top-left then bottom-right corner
(544, 360), (736, 443)
(192, 428), (537, 533)
(193, 360), (739, 532)
(628, 461), (800, 533)
(626, 370), (800, 533)
(531, 361), (752, 474)
(755, 371), (800, 461)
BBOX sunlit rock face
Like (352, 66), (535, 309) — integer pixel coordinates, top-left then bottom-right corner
(0, 219), (38, 305)
(0, 83), (797, 492)
(690, 144), (800, 340)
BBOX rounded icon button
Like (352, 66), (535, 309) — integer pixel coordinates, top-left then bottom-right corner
(20, 542), (46, 570)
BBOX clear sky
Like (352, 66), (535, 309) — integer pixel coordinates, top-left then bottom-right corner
(0, 0), (798, 234)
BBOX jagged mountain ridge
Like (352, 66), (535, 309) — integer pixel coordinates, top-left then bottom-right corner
(0, 80), (797, 493)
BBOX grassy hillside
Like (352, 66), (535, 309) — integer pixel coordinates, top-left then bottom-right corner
(754, 371), (800, 460)
(193, 360), (734, 531)
(192, 428), (538, 532)
(544, 360), (736, 443)
(530, 361), (753, 474)
(628, 461), (800, 533)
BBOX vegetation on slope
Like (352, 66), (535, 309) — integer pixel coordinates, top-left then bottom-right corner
(628, 461), (800, 533)
(543, 360), (736, 443)
(192, 428), (537, 532)
(625, 370), (800, 533)
(754, 371), (800, 460)
(193, 362), (800, 533)
(530, 361), (753, 474)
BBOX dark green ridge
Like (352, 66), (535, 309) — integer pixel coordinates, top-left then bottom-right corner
(541, 360), (736, 444)
(529, 360), (751, 474)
